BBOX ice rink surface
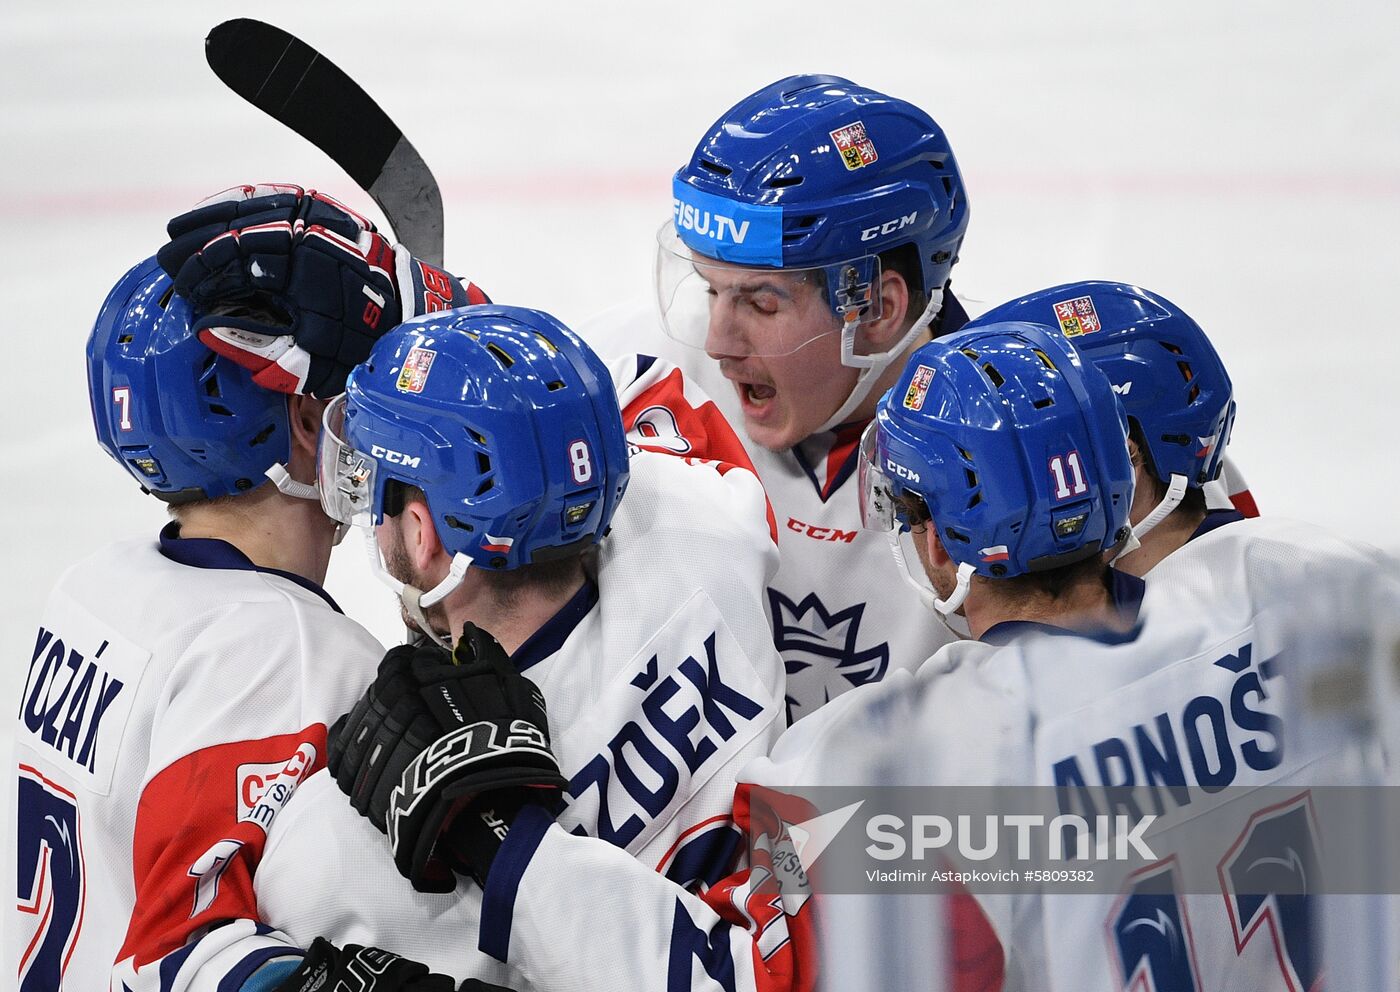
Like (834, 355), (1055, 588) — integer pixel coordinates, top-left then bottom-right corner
(3, 0), (1398, 944)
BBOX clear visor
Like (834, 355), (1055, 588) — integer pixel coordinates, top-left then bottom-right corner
(857, 423), (901, 532)
(655, 222), (882, 358)
(317, 394), (378, 528)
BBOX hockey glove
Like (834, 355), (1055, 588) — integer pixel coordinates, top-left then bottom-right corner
(158, 183), (489, 398)
(272, 937), (455, 992)
(327, 623), (567, 893)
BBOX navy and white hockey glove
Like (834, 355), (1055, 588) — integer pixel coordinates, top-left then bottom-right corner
(272, 937), (455, 992)
(328, 624), (567, 893)
(158, 183), (489, 398)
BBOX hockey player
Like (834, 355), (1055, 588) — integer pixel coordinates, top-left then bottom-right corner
(321, 320), (1144, 992)
(963, 280), (1248, 577)
(11, 253), (468, 992)
(333, 313), (1400, 989)
(583, 74), (974, 720)
(244, 305), (786, 984)
(952, 290), (1399, 989)
(103, 182), (773, 991)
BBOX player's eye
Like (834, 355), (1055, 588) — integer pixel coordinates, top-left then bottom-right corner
(747, 292), (781, 315)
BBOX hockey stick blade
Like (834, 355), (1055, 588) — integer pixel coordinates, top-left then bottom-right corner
(205, 18), (444, 265)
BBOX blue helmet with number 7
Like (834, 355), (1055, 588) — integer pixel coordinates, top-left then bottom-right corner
(87, 255), (295, 503)
(859, 321), (1134, 613)
(320, 304), (630, 572)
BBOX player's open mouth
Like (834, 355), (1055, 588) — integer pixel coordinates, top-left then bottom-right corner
(735, 380), (777, 419)
(742, 382), (776, 405)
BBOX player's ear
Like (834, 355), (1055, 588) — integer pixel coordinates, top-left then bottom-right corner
(287, 394), (326, 459)
(927, 528), (952, 569)
(856, 268), (912, 353)
(1126, 434), (1145, 471)
(401, 498), (443, 572)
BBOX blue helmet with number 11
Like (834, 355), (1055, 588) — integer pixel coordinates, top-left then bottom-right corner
(319, 305), (630, 635)
(859, 321), (1134, 614)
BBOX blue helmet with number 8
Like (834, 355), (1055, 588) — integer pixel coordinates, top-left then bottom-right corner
(321, 305), (630, 571)
(87, 255), (294, 503)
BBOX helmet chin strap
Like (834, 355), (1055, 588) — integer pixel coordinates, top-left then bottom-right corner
(265, 463), (321, 502)
(361, 528), (474, 650)
(1113, 474), (1189, 564)
(265, 463), (349, 543)
(886, 530), (975, 617)
(816, 289), (945, 434)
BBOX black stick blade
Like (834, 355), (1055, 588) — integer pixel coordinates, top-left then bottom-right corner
(205, 19), (444, 264)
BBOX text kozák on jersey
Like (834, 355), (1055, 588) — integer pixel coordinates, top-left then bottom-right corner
(18, 599), (150, 794)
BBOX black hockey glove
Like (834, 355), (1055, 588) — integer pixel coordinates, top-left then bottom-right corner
(328, 623), (567, 893)
(157, 183), (489, 398)
(273, 937), (455, 992)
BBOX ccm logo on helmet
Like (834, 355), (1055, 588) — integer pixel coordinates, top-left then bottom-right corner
(860, 212), (918, 242)
(886, 459), (920, 484)
(371, 445), (421, 468)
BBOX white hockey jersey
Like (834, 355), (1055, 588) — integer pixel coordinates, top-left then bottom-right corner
(252, 442), (787, 984)
(579, 300), (973, 723)
(457, 516), (1399, 992)
(10, 529), (387, 992)
(1006, 514), (1400, 992)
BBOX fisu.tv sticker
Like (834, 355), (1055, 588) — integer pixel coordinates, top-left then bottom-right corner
(396, 345), (436, 393)
(672, 179), (783, 266)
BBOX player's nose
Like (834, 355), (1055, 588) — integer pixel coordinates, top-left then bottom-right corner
(704, 301), (750, 360)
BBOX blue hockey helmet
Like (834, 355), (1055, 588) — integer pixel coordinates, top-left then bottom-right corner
(965, 282), (1235, 492)
(658, 74), (969, 419)
(320, 304), (630, 587)
(87, 256), (294, 503)
(859, 321), (1134, 613)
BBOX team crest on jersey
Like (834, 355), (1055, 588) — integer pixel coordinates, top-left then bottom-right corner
(395, 345), (436, 393)
(1053, 295), (1102, 337)
(768, 589), (890, 722)
(830, 121), (878, 171)
(902, 365), (936, 411)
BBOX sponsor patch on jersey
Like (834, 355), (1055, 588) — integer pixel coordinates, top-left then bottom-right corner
(395, 345), (436, 393)
(830, 121), (878, 171)
(902, 365), (936, 410)
(1053, 296), (1102, 337)
(237, 742), (317, 832)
